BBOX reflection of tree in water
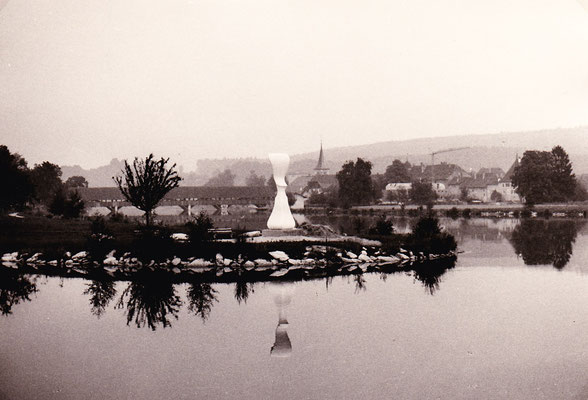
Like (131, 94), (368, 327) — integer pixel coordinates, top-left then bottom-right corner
(234, 280), (254, 304)
(187, 282), (218, 322)
(116, 277), (182, 330)
(509, 219), (584, 269)
(83, 280), (117, 318)
(354, 274), (367, 294)
(412, 259), (456, 295)
(0, 271), (38, 315)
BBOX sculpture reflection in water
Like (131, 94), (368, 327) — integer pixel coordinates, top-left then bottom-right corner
(83, 280), (117, 318)
(116, 276), (182, 330)
(187, 282), (218, 322)
(509, 219), (585, 269)
(269, 282), (295, 358)
(0, 270), (38, 315)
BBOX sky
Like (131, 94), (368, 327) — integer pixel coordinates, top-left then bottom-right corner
(1, 0), (588, 171)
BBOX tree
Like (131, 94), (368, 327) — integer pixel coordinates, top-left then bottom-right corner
(410, 181), (437, 205)
(550, 146), (576, 202)
(204, 169), (235, 186)
(460, 187), (469, 202)
(490, 190), (503, 202)
(63, 190), (85, 218)
(371, 173), (388, 200)
(336, 158), (375, 207)
(65, 175), (88, 189)
(186, 211), (214, 244)
(245, 171), (266, 187)
(0, 145), (33, 211)
(113, 154), (181, 226)
(29, 161), (62, 205)
(386, 188), (409, 204)
(384, 159), (411, 183)
(512, 147), (577, 204)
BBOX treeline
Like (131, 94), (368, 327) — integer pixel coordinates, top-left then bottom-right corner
(0, 145), (87, 217)
(308, 145), (586, 207)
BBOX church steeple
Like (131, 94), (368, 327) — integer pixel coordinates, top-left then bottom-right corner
(314, 141), (329, 175)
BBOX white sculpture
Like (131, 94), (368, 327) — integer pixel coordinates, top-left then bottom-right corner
(267, 153), (296, 230)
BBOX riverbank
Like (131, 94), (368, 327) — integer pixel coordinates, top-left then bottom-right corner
(0, 214), (457, 283)
(1, 245), (457, 284)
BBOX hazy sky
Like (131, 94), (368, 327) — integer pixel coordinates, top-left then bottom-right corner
(1, 0), (588, 170)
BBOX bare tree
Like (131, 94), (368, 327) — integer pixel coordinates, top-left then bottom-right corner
(113, 154), (181, 225)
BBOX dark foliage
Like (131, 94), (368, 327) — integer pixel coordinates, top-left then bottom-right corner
(0, 145), (34, 211)
(371, 173), (388, 200)
(186, 211), (214, 245)
(336, 158), (375, 207)
(550, 146), (576, 201)
(131, 225), (175, 263)
(87, 217), (116, 262)
(409, 181), (437, 206)
(384, 159), (411, 183)
(0, 270), (38, 315)
(386, 187), (409, 204)
(509, 219), (583, 269)
(64, 176), (88, 189)
(405, 216), (457, 256)
(116, 275), (182, 330)
(234, 280), (254, 304)
(512, 146), (577, 204)
(368, 217), (394, 236)
(84, 280), (117, 318)
(187, 282), (218, 322)
(50, 187), (85, 218)
(412, 258), (456, 295)
(490, 190), (502, 202)
(30, 161), (62, 205)
(446, 207), (460, 219)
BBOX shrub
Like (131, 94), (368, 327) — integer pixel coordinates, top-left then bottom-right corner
(90, 216), (111, 236)
(109, 212), (126, 223)
(406, 216), (457, 255)
(49, 188), (85, 218)
(132, 224), (174, 262)
(521, 207), (533, 218)
(446, 207), (460, 219)
(87, 216), (115, 261)
(369, 217), (394, 236)
(186, 211), (214, 244)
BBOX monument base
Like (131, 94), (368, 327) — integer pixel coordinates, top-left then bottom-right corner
(262, 228), (304, 237)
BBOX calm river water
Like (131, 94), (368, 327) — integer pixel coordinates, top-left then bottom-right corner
(2, 218), (588, 399)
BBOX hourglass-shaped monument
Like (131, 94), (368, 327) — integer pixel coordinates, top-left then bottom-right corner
(266, 153), (296, 230)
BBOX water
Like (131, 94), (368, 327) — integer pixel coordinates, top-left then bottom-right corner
(2, 218), (588, 399)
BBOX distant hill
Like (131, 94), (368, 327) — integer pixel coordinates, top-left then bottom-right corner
(62, 126), (588, 187)
(291, 126), (588, 174)
(62, 158), (210, 187)
(61, 158), (125, 187)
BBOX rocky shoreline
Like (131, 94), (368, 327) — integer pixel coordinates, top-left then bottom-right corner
(1, 245), (458, 283)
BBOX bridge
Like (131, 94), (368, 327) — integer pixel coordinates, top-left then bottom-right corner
(76, 186), (275, 216)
